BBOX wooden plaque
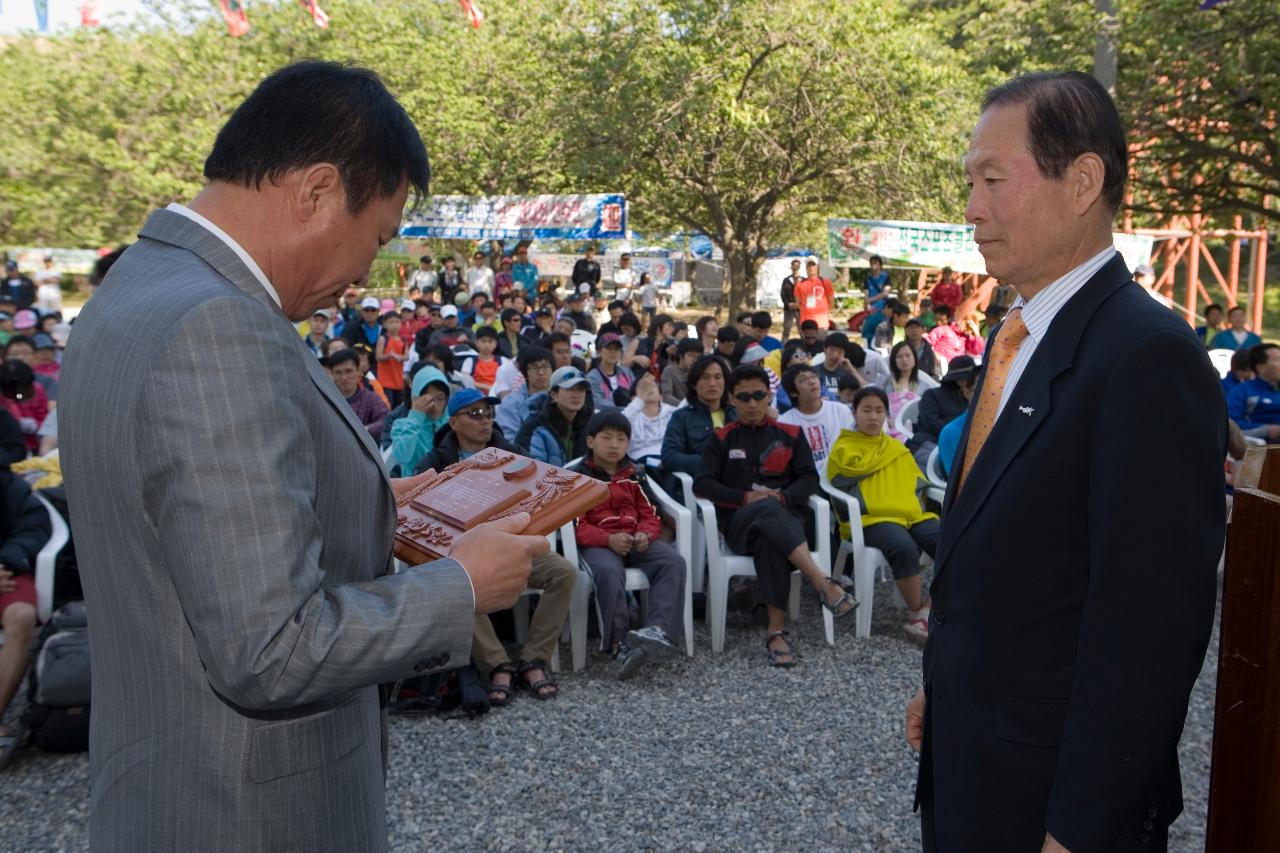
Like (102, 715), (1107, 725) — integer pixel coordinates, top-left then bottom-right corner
(393, 447), (609, 565)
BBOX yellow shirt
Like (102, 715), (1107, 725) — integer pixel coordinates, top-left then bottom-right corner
(710, 409), (725, 429)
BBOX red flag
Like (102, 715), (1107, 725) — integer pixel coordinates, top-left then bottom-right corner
(458, 0), (483, 28)
(297, 0), (330, 28)
(80, 0), (101, 26)
(217, 0), (251, 36)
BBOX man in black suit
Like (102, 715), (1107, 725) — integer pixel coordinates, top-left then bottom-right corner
(906, 72), (1224, 853)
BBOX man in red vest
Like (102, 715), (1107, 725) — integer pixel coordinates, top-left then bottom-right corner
(795, 257), (835, 332)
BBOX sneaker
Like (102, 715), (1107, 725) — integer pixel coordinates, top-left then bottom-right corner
(903, 609), (930, 645)
(627, 626), (676, 663)
(613, 643), (647, 680)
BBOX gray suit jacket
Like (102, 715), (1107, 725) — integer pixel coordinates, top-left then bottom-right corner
(60, 209), (475, 852)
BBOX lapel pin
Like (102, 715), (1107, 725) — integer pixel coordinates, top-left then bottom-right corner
(1018, 405), (1034, 415)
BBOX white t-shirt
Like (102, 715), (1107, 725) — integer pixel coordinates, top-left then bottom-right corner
(623, 398), (676, 461)
(490, 359), (525, 397)
(640, 280), (658, 308)
(466, 265), (494, 297)
(779, 400), (854, 473)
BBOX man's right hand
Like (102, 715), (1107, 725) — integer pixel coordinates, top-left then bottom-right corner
(906, 688), (926, 752)
(450, 512), (548, 614)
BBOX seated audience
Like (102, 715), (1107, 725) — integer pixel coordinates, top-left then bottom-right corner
(660, 355), (734, 488)
(520, 366), (593, 464)
(427, 388), (574, 704)
(617, 312), (651, 379)
(304, 308), (332, 356)
(1222, 348), (1254, 395)
(4, 336), (57, 403)
(750, 311), (782, 352)
(427, 304), (476, 349)
(1226, 343), (1280, 443)
(905, 356), (977, 471)
(827, 386), (938, 642)
(496, 346), (553, 444)
(387, 367), (451, 475)
(694, 365), (856, 668)
(496, 308), (524, 360)
(837, 374), (861, 408)
(646, 314), (679, 377)
(695, 315), (719, 354)
(797, 319), (824, 357)
(572, 411), (686, 679)
(0, 360), (48, 454)
(588, 332), (634, 409)
(778, 364), (854, 475)
(342, 296), (384, 350)
(465, 326), (504, 394)
(735, 342), (780, 401)
(872, 302), (911, 353)
(887, 340), (940, 440)
(661, 338), (703, 406)
(903, 318), (939, 379)
(1196, 303), (1225, 348)
(715, 325), (741, 363)
(861, 298), (891, 348)
(0, 467), (53, 762)
(1210, 305), (1263, 351)
(622, 373), (675, 471)
(327, 349), (388, 441)
(352, 344), (390, 408)
(815, 332), (855, 399)
(925, 303), (966, 363)
(375, 311), (408, 410)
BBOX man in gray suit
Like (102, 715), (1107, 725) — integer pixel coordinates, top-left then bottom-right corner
(59, 61), (548, 852)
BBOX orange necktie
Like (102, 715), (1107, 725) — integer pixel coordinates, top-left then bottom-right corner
(958, 308), (1029, 490)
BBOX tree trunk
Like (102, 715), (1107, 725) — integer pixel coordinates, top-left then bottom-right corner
(721, 240), (762, 317)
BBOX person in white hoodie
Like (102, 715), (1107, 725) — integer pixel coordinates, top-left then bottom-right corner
(622, 372), (675, 473)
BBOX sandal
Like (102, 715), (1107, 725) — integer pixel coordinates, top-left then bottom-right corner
(765, 630), (798, 668)
(515, 658), (559, 700)
(821, 579), (858, 620)
(487, 663), (517, 707)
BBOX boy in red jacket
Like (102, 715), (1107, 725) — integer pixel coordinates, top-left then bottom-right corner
(572, 410), (686, 680)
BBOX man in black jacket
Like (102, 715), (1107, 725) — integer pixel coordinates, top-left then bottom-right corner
(0, 469), (53, 757)
(571, 246), (601, 299)
(694, 365), (855, 667)
(780, 258), (802, 341)
(0, 408), (26, 468)
(908, 72), (1223, 853)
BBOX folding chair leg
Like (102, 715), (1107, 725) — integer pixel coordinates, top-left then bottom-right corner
(855, 560), (875, 639)
(709, 570), (728, 653)
(570, 570), (591, 671)
(787, 573), (801, 621)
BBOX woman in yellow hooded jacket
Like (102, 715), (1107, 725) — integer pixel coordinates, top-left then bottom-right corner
(826, 386), (938, 642)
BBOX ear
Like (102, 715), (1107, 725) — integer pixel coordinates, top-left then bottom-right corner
(291, 163), (343, 222)
(1069, 152), (1107, 216)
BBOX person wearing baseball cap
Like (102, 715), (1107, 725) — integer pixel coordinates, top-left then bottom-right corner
(588, 332), (633, 409)
(563, 290), (596, 335)
(304, 308), (333, 355)
(424, 303), (476, 350)
(904, 354), (979, 473)
(385, 365), (451, 476)
(518, 365), (593, 466)
(341, 296), (384, 349)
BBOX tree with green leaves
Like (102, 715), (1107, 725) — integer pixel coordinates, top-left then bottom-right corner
(560, 0), (978, 311)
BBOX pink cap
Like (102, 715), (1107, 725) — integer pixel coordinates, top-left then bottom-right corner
(380, 298), (397, 314)
(13, 309), (38, 329)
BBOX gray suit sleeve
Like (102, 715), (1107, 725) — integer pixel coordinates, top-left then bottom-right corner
(138, 299), (474, 711)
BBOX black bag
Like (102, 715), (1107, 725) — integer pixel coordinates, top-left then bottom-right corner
(389, 663), (489, 719)
(22, 601), (91, 753)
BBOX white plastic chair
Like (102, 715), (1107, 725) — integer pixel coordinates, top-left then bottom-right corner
(1207, 348), (1234, 379)
(671, 472), (706, 596)
(694, 494), (834, 653)
(895, 397), (921, 438)
(821, 478), (932, 639)
(0, 494), (65, 649)
(924, 446), (948, 506)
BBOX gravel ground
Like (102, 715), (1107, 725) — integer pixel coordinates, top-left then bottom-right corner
(0, 574), (1220, 853)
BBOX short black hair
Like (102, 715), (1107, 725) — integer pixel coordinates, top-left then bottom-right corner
(800, 319), (818, 331)
(327, 349), (360, 370)
(419, 255), (432, 264)
(728, 364), (770, 392)
(869, 255), (883, 265)
(686, 354), (730, 408)
(500, 308), (521, 323)
(982, 71), (1128, 213)
(1229, 348), (1253, 373)
(751, 310), (772, 329)
(1205, 303), (1224, 317)
(905, 318), (923, 329)
(934, 303), (954, 318)
(617, 312), (642, 334)
(717, 326), (741, 344)
(852, 385), (890, 412)
(781, 363), (817, 398)
(586, 409), (631, 439)
(1249, 343), (1279, 372)
(607, 300), (626, 312)
(1228, 304), (1246, 316)
(825, 332), (849, 349)
(517, 345), (553, 376)
(428, 344), (456, 373)
(845, 341), (867, 368)
(475, 325), (498, 340)
(542, 331), (570, 349)
(3, 334), (35, 355)
(676, 338), (704, 359)
(891, 303), (910, 317)
(736, 311), (752, 325)
(836, 374), (862, 392)
(695, 315), (717, 337)
(204, 61), (429, 214)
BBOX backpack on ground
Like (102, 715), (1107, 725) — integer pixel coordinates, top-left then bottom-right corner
(21, 601), (91, 753)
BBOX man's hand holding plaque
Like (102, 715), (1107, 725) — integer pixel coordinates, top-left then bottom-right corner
(392, 449), (610, 614)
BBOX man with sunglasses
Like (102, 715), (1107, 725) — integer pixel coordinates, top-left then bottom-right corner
(694, 364), (857, 668)
(416, 388), (575, 704)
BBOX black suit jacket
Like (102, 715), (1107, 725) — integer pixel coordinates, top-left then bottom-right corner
(917, 254), (1225, 853)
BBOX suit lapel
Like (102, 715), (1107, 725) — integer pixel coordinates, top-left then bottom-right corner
(933, 254), (1132, 580)
(140, 208), (391, 479)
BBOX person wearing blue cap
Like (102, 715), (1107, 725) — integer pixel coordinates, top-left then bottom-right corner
(414, 388), (507, 473)
(386, 365), (450, 475)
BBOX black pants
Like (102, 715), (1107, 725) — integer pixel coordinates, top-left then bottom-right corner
(862, 519), (939, 580)
(723, 499), (810, 610)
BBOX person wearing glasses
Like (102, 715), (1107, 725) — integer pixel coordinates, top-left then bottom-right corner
(416, 388), (575, 704)
(694, 364), (857, 668)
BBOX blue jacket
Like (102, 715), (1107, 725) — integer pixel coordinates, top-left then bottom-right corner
(495, 385), (548, 444)
(1226, 376), (1280, 437)
(1209, 329), (1262, 351)
(387, 367), (450, 474)
(660, 401), (735, 480)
